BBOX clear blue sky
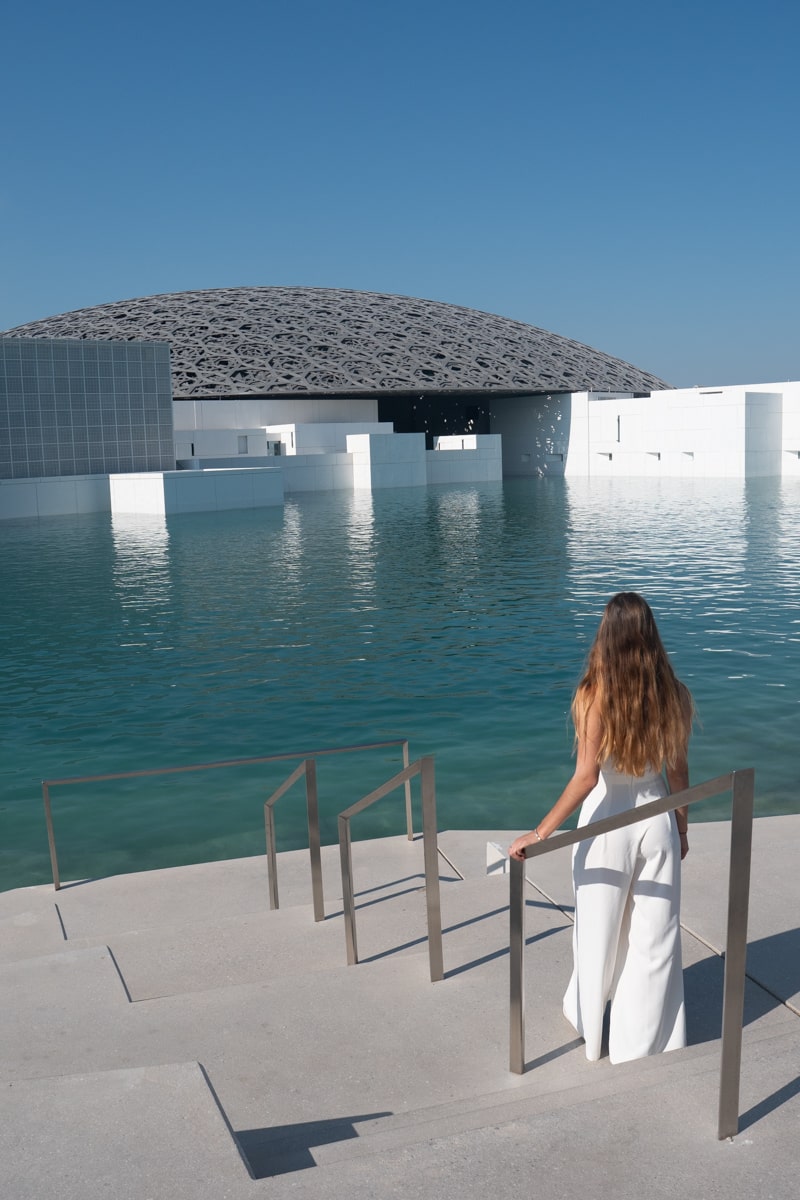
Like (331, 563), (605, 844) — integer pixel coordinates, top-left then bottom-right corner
(1, 0), (797, 387)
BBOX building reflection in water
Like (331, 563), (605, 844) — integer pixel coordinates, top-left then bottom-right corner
(111, 514), (173, 648)
(345, 491), (378, 650)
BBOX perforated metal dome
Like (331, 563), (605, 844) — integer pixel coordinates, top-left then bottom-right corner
(3, 287), (668, 398)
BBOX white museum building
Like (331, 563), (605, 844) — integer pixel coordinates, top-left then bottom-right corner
(1, 288), (797, 521)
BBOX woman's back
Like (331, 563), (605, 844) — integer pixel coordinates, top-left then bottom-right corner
(572, 592), (693, 778)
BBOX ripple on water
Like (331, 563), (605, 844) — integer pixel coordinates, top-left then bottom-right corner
(1, 476), (799, 888)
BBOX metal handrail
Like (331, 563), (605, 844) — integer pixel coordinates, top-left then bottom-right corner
(42, 738), (412, 890)
(264, 760), (324, 922)
(338, 755), (444, 983)
(509, 769), (754, 1141)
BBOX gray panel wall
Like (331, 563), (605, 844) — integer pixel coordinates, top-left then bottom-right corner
(0, 338), (174, 480)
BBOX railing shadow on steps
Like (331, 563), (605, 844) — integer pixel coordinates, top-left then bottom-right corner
(338, 754), (443, 983)
(42, 738), (412, 893)
(509, 768), (754, 1141)
(263, 740), (412, 924)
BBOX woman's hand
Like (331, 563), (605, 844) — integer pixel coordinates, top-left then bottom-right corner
(679, 831), (689, 861)
(509, 832), (536, 860)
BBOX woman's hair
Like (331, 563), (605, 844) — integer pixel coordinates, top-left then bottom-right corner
(571, 592), (693, 775)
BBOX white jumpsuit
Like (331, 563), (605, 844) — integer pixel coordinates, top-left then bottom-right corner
(562, 764), (686, 1065)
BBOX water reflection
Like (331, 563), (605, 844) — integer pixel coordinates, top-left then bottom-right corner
(279, 499), (306, 594)
(2, 479), (800, 889)
(564, 478), (748, 630)
(430, 487), (483, 560)
(345, 491), (377, 604)
(111, 514), (174, 650)
(112, 515), (171, 607)
(563, 477), (800, 814)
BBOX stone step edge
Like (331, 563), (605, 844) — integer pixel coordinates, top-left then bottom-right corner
(304, 1020), (799, 1170)
(241, 1042), (710, 1162)
(1, 1060), (256, 1190)
(0, 935), (440, 1017)
(32, 869), (509, 972)
(40, 847), (466, 946)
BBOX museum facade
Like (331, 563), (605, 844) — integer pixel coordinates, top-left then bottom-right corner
(2, 287), (798, 519)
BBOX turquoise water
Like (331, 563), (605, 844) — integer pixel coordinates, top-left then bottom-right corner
(2, 476), (799, 891)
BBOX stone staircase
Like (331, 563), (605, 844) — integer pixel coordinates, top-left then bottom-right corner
(2, 822), (799, 1200)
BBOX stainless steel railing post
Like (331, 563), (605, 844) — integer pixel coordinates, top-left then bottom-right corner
(509, 853), (526, 1073)
(264, 760), (309, 913)
(403, 740), (413, 841)
(511, 770), (755, 1140)
(718, 767), (755, 1139)
(265, 802), (279, 910)
(41, 736), (411, 891)
(339, 812), (358, 965)
(337, 758), (443, 978)
(305, 759), (325, 923)
(42, 782), (61, 892)
(420, 755), (444, 982)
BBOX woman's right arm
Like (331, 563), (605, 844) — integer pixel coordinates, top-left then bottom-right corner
(509, 703), (602, 859)
(666, 753), (689, 860)
(666, 687), (693, 860)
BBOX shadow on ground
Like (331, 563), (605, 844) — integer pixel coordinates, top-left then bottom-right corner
(236, 1112), (392, 1178)
(685, 927), (800, 1045)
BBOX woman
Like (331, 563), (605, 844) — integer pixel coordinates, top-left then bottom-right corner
(509, 592), (693, 1065)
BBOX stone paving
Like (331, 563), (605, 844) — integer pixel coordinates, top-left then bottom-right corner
(1, 817), (798, 1199)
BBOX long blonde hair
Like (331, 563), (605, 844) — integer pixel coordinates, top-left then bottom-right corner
(571, 592), (693, 775)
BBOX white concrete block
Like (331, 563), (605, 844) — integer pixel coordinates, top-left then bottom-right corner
(168, 474), (207, 513)
(435, 435), (478, 450)
(135, 475), (169, 515)
(0, 481), (38, 519)
(314, 463), (334, 491)
(212, 473), (249, 509)
(486, 842), (509, 876)
(76, 476), (112, 513)
(32, 479), (80, 517)
(110, 474), (162, 516)
(251, 468), (284, 505)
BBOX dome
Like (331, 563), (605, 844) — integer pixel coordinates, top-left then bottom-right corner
(2, 286), (669, 398)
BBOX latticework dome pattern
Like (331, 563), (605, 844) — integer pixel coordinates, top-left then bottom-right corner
(3, 287), (668, 398)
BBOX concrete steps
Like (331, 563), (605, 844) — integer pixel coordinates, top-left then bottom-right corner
(2, 822), (799, 1199)
(0, 889), (71, 963)
(0, 1061), (253, 1200)
(252, 1020), (800, 1200)
(0, 833), (458, 946)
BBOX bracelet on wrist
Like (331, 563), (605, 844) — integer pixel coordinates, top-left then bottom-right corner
(533, 827), (542, 842)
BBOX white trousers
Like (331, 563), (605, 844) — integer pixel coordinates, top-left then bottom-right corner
(563, 768), (686, 1064)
